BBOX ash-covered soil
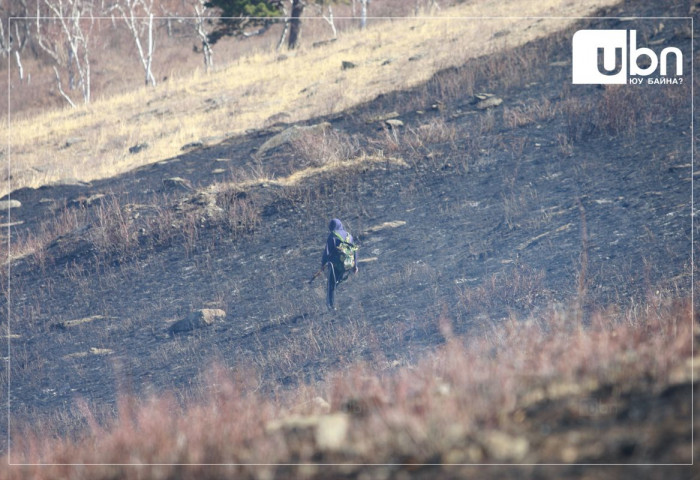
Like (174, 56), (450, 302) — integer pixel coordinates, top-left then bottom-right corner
(1, 0), (696, 470)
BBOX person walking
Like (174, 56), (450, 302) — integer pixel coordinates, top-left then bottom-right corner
(321, 218), (358, 310)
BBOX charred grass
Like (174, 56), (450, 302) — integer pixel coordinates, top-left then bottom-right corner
(0, 2), (694, 474)
(3, 295), (694, 476)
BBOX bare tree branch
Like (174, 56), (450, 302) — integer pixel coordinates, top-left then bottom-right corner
(53, 65), (76, 108)
(36, 0), (94, 105)
(108, 0), (157, 86)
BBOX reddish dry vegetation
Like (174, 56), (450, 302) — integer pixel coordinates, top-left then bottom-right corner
(5, 297), (695, 479)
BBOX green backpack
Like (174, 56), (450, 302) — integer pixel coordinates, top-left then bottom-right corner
(333, 232), (358, 270)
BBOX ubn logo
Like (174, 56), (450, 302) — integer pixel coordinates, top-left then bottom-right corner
(572, 30), (683, 84)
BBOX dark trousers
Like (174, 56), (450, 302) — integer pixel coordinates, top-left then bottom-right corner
(326, 262), (347, 310)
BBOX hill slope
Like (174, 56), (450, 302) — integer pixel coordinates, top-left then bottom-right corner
(0, 0), (696, 475)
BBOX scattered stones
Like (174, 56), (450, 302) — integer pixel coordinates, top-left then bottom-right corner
(212, 169), (226, 175)
(0, 199), (21, 209)
(129, 143), (149, 154)
(341, 61), (357, 70)
(385, 119), (404, 128)
(256, 122), (331, 157)
(162, 177), (193, 191)
(168, 308), (226, 335)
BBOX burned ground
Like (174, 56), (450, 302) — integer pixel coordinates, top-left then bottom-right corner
(0, 0), (696, 472)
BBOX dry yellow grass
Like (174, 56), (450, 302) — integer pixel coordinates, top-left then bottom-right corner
(4, 0), (620, 197)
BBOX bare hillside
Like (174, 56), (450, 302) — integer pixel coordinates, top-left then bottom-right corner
(0, 0), (697, 478)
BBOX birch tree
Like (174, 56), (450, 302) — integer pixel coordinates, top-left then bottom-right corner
(109, 0), (157, 87)
(35, 0), (94, 106)
(359, 0), (368, 30)
(0, 0), (32, 82)
(193, 0), (214, 70)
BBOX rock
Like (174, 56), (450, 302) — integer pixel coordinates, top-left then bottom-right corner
(69, 194), (106, 207)
(475, 96), (503, 110)
(129, 143), (149, 154)
(162, 177), (193, 191)
(365, 220), (406, 233)
(89, 347), (113, 355)
(385, 119), (404, 128)
(181, 141), (204, 151)
(341, 61), (357, 70)
(366, 111), (400, 124)
(168, 309), (226, 335)
(256, 122), (331, 157)
(0, 199), (21, 209)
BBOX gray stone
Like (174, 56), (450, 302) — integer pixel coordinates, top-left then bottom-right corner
(162, 177), (193, 191)
(168, 309), (226, 335)
(366, 111), (400, 124)
(0, 199), (21, 209)
(475, 96), (503, 110)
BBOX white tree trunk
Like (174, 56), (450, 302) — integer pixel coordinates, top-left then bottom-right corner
(15, 50), (24, 81)
(53, 66), (76, 108)
(112, 0), (157, 87)
(360, 0), (368, 30)
(36, 0), (93, 106)
(193, 0), (214, 71)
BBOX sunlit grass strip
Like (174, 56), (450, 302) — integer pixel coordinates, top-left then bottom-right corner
(4, 0), (619, 196)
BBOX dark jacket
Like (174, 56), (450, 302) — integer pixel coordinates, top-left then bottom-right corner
(322, 219), (356, 269)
